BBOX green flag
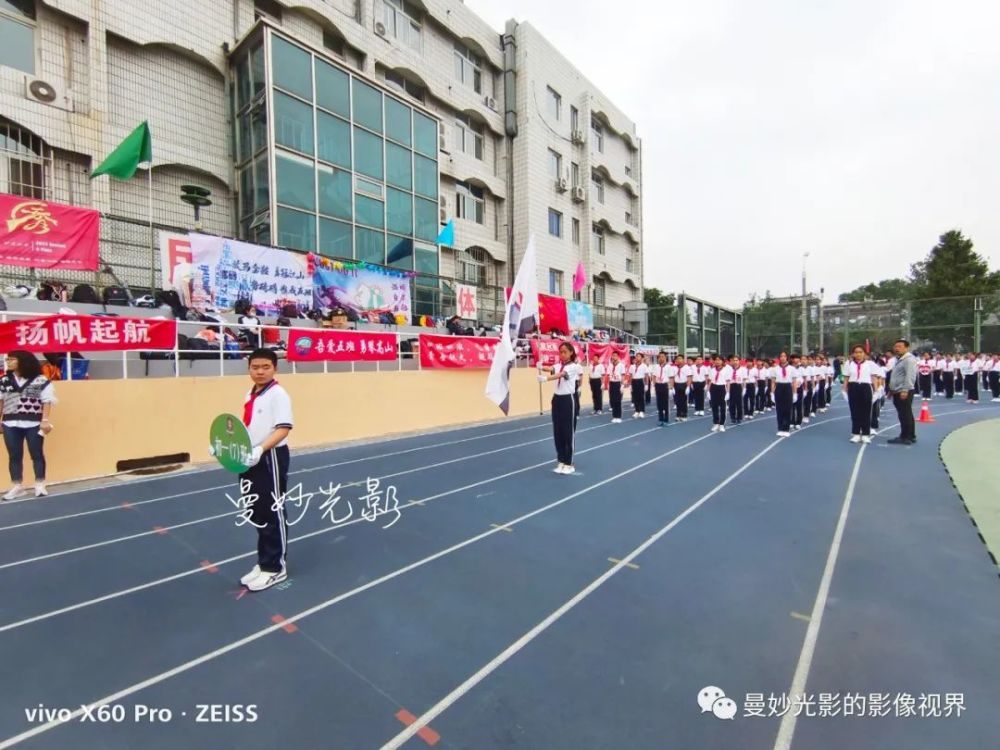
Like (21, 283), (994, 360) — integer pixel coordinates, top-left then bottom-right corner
(91, 121), (152, 180)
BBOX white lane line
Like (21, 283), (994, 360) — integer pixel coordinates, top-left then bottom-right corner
(771, 446), (866, 750)
(380, 428), (795, 749)
(0, 422), (668, 633)
(0, 427), (717, 749)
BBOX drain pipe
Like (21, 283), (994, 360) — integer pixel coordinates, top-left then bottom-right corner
(502, 20), (518, 285)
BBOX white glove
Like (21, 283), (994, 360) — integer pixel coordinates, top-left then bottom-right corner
(793, 392), (799, 404)
(246, 446), (263, 467)
(208, 444), (217, 457)
(841, 390), (849, 402)
(724, 392), (730, 402)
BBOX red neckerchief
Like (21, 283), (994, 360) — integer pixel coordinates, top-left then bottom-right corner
(715, 366), (722, 383)
(244, 380), (278, 426)
(781, 365), (787, 379)
(855, 361), (862, 380)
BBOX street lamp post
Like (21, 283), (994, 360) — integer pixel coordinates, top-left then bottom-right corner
(801, 252), (809, 354)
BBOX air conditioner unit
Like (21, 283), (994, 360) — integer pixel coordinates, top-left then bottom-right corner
(484, 96), (497, 111)
(24, 76), (73, 112)
(374, 21), (387, 37)
(439, 195), (448, 208)
(571, 129), (584, 144)
(439, 208), (448, 222)
(555, 177), (568, 193)
(571, 186), (585, 202)
(439, 135), (448, 152)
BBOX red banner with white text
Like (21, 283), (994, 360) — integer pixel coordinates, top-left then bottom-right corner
(0, 193), (100, 270)
(586, 343), (630, 367)
(0, 315), (176, 352)
(419, 334), (499, 369)
(529, 339), (585, 367)
(286, 329), (398, 362)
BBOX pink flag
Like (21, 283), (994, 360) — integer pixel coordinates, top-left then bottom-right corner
(572, 262), (586, 295)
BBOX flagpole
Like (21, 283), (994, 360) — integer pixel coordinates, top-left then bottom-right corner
(147, 163), (154, 293)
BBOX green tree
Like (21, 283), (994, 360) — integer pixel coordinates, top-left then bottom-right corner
(643, 287), (677, 345)
(838, 278), (912, 303)
(743, 293), (797, 356)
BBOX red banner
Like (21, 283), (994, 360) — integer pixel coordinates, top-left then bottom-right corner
(538, 293), (569, 335)
(587, 342), (630, 366)
(529, 338), (585, 367)
(0, 315), (176, 352)
(0, 194), (99, 270)
(419, 334), (499, 369)
(286, 329), (398, 362)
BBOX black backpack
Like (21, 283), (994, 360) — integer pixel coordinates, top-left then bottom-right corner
(103, 286), (130, 306)
(156, 290), (186, 319)
(71, 284), (100, 304)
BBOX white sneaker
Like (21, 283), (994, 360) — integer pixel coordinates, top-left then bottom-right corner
(850, 435), (861, 444)
(711, 425), (718, 432)
(240, 565), (262, 586)
(561, 465), (576, 475)
(633, 412), (640, 419)
(3, 485), (25, 501)
(803, 417), (811, 424)
(719, 425), (726, 433)
(861, 436), (872, 445)
(553, 463), (566, 474)
(612, 418), (622, 423)
(778, 431), (791, 438)
(246, 568), (287, 592)
(34, 483), (47, 498)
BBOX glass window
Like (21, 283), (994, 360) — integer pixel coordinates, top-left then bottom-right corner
(548, 149), (561, 180)
(686, 300), (701, 327)
(271, 36), (312, 100)
(274, 91), (314, 155)
(388, 236), (414, 269)
(454, 42), (482, 94)
(355, 194), (385, 229)
(454, 116), (484, 161)
(413, 111), (437, 158)
(250, 104), (268, 156)
(548, 208), (561, 238)
(592, 224), (605, 255)
(352, 79), (382, 133)
(277, 206), (316, 251)
(239, 167), (253, 218)
(318, 165), (351, 220)
(591, 172), (604, 204)
(593, 280), (606, 307)
(0, 1), (34, 75)
(385, 69), (426, 103)
(414, 197), (438, 242)
(319, 217), (352, 258)
(353, 127), (384, 180)
(570, 105), (579, 133)
(355, 175), (383, 198)
(236, 56), (251, 112)
(456, 182), (484, 224)
(572, 218), (580, 245)
(386, 142), (413, 191)
(316, 111), (351, 168)
(386, 187), (413, 235)
(237, 112), (253, 164)
(250, 43), (265, 100)
(546, 86), (561, 121)
(571, 162), (580, 187)
(382, 0), (422, 52)
(591, 116), (604, 153)
(315, 59), (349, 116)
(355, 227), (385, 264)
(548, 269), (563, 296)
(414, 243), (438, 278)
(385, 97), (412, 146)
(275, 151), (315, 211)
(253, 153), (269, 212)
(413, 153), (437, 199)
(704, 305), (718, 330)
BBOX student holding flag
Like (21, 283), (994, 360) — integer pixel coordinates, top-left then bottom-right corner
(538, 342), (583, 474)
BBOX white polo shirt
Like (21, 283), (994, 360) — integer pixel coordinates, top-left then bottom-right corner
(709, 365), (733, 386)
(845, 359), (879, 384)
(652, 363), (673, 384)
(244, 381), (294, 448)
(553, 362), (583, 396)
(608, 362), (626, 382)
(772, 365), (796, 384)
(589, 363), (605, 379)
(734, 365), (749, 384)
(677, 364), (694, 382)
(628, 363), (650, 381)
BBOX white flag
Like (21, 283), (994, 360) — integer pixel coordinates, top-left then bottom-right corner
(486, 236), (539, 414)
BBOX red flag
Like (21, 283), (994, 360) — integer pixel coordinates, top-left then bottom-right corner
(0, 193), (99, 270)
(538, 293), (569, 335)
(573, 262), (586, 295)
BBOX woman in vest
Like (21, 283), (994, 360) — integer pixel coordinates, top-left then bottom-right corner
(1, 351), (57, 499)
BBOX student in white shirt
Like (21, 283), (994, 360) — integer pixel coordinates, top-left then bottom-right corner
(990, 355), (1000, 402)
(744, 361), (758, 419)
(917, 352), (933, 400)
(628, 353), (650, 418)
(607, 350), (626, 423)
(673, 354), (692, 421)
(729, 355), (747, 425)
(707, 354), (733, 432)
(981, 354), (990, 393)
(870, 360), (886, 432)
(844, 345), (878, 444)
(960, 353), (980, 403)
(771, 352), (796, 437)
(209, 348), (294, 592)
(587, 355), (606, 415)
(652, 351), (674, 426)
(945, 355), (960, 399)
(691, 355), (708, 416)
(933, 354), (946, 395)
(539, 342), (584, 474)
(789, 354), (805, 429)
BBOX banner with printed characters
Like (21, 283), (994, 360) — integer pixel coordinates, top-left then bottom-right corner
(0, 315), (176, 352)
(311, 255), (413, 320)
(0, 193), (99, 270)
(286, 329), (398, 362)
(189, 233), (312, 316)
(529, 339), (586, 367)
(419, 334), (499, 369)
(566, 300), (594, 332)
(586, 342), (630, 366)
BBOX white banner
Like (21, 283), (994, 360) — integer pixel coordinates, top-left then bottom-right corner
(455, 283), (478, 319)
(189, 233), (312, 316)
(158, 230), (193, 305)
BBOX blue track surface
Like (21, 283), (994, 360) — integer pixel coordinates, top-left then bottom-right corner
(0, 397), (997, 749)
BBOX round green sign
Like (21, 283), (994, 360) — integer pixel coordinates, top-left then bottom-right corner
(209, 413), (254, 473)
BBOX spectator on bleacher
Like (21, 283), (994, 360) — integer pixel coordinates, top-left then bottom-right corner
(238, 305), (263, 348)
(1, 351), (56, 499)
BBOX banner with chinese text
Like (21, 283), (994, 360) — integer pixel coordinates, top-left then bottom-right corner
(286, 329), (398, 362)
(529, 339), (586, 367)
(0, 315), (177, 352)
(419, 334), (499, 369)
(189, 233), (311, 315)
(455, 284), (478, 319)
(586, 342), (631, 367)
(0, 193), (99, 270)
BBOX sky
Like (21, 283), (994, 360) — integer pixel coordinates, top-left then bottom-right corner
(464, 0), (1000, 308)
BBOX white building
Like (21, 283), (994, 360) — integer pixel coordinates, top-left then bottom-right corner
(0, 0), (643, 326)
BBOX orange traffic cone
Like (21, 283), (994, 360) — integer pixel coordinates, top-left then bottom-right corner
(918, 399), (935, 423)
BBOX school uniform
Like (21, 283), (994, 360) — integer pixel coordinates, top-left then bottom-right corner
(608, 361), (626, 420)
(691, 364), (709, 415)
(628, 363), (650, 417)
(757, 368), (770, 412)
(981, 357), (990, 392)
(917, 360), (933, 399)
(588, 363), (606, 414)
(653, 363), (674, 424)
(814, 366), (826, 412)
(988, 358), (1000, 401)
(961, 358), (980, 402)
(772, 365), (796, 434)
(674, 364), (693, 419)
(708, 364), (733, 427)
(801, 366), (815, 421)
(550, 361), (584, 469)
(944, 358), (959, 398)
(933, 357), (945, 394)
(871, 365), (885, 430)
(240, 380), (294, 577)
(744, 366), (758, 418)
(791, 365), (805, 428)
(730, 365), (747, 423)
(845, 359), (878, 438)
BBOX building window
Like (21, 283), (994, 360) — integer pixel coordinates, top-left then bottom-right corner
(384, 69), (425, 103)
(624, 164), (632, 178)
(570, 105), (579, 134)
(625, 256), (633, 273)
(0, 0), (35, 74)
(455, 115), (484, 160)
(593, 278), (606, 307)
(323, 30), (345, 58)
(546, 86), (561, 121)
(254, 0), (283, 23)
(548, 208), (562, 238)
(591, 172), (604, 204)
(454, 42), (483, 94)
(570, 162), (580, 187)
(548, 149), (562, 180)
(592, 224), (605, 255)
(382, 0), (422, 52)
(572, 218), (580, 245)
(548, 268), (563, 296)
(591, 116), (604, 153)
(456, 181), (484, 224)
(459, 247), (487, 286)
(0, 118), (47, 198)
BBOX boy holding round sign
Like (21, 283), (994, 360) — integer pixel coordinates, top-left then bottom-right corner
(209, 348), (294, 592)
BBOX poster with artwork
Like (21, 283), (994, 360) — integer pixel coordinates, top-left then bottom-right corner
(312, 259), (412, 320)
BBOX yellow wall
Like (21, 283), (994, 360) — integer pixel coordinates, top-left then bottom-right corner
(39, 368), (580, 484)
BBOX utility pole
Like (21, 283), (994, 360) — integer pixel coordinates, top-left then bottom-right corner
(801, 252), (809, 354)
(818, 286), (824, 353)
